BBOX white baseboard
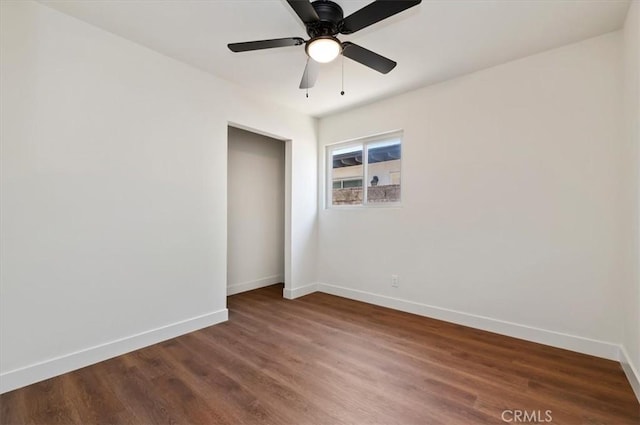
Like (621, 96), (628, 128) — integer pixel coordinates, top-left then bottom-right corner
(619, 345), (640, 402)
(0, 309), (228, 394)
(227, 275), (283, 296)
(316, 283), (620, 361)
(283, 283), (318, 299)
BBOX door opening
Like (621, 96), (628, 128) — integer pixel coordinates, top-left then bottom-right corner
(227, 126), (286, 296)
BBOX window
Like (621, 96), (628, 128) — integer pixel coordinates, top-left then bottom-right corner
(327, 131), (402, 207)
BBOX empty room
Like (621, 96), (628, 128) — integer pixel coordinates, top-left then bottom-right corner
(1, 0), (639, 424)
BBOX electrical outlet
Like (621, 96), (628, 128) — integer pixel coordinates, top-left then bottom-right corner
(391, 274), (399, 287)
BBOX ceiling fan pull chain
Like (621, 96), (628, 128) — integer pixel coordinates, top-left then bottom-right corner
(341, 53), (345, 96)
(305, 58), (310, 98)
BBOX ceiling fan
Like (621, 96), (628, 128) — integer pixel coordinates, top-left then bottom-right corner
(228, 0), (422, 90)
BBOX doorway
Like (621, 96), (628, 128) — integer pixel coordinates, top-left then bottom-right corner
(227, 126), (286, 295)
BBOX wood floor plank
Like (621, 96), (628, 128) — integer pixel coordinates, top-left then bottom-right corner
(1, 284), (638, 425)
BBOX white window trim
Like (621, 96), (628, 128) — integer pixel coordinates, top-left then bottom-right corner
(326, 130), (403, 209)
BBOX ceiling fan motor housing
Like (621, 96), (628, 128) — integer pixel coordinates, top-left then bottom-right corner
(307, 0), (344, 37)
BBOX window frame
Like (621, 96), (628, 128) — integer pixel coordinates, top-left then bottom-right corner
(326, 130), (403, 209)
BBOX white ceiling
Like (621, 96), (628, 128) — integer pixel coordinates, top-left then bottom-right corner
(41, 0), (630, 117)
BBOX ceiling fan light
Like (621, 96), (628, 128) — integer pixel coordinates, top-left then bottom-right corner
(306, 37), (341, 63)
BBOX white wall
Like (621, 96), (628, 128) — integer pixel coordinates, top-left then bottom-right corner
(318, 32), (625, 359)
(227, 127), (285, 295)
(0, 0), (317, 393)
(622, 0), (640, 398)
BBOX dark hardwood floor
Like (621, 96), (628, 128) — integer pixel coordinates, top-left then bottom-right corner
(1, 284), (638, 424)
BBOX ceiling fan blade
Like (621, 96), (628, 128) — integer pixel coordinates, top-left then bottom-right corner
(340, 0), (421, 35)
(228, 37), (305, 52)
(286, 0), (320, 24)
(341, 42), (396, 74)
(299, 59), (319, 89)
